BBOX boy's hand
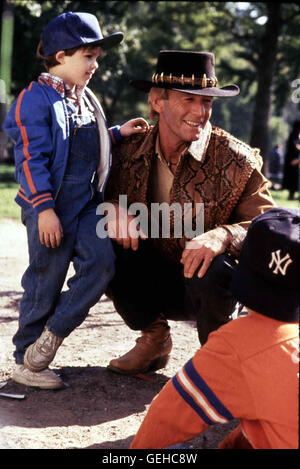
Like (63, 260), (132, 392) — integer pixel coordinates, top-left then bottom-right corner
(38, 208), (63, 248)
(119, 118), (149, 137)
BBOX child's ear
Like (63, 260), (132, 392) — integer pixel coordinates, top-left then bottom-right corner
(55, 50), (66, 64)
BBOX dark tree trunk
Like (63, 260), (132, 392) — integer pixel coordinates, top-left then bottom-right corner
(250, 3), (282, 174)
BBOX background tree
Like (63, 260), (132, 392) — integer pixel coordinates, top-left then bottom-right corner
(218, 2), (300, 170)
(1, 1), (300, 172)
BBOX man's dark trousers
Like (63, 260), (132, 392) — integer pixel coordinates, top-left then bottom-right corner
(106, 240), (237, 345)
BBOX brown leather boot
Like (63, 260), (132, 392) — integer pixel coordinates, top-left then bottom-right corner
(108, 317), (172, 375)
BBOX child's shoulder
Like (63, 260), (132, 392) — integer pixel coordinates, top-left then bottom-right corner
(4, 80), (57, 128)
(18, 79), (43, 94)
(13, 80), (47, 107)
(17, 79), (63, 101)
(13, 79), (59, 113)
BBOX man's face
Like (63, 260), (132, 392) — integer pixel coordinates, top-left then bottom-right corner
(155, 90), (213, 146)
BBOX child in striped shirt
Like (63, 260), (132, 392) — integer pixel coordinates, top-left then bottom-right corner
(131, 207), (299, 449)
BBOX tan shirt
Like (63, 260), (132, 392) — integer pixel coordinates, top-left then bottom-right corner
(149, 136), (174, 204)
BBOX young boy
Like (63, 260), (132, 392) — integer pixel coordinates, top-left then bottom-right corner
(130, 207), (299, 449)
(3, 11), (148, 390)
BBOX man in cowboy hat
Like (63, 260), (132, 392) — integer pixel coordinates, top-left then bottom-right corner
(104, 50), (275, 376)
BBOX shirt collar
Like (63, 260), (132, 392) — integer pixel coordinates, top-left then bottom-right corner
(38, 72), (85, 102)
(188, 121), (212, 162)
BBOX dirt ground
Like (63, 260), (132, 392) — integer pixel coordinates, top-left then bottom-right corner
(0, 217), (238, 452)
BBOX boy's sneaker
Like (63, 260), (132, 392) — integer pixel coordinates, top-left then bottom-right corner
(12, 365), (65, 390)
(24, 327), (64, 372)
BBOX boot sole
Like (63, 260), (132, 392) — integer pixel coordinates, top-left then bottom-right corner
(107, 354), (170, 376)
(12, 373), (65, 390)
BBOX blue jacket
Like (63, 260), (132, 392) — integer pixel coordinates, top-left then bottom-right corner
(2, 80), (121, 214)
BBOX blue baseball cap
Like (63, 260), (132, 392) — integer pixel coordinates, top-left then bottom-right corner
(230, 207), (300, 322)
(41, 12), (124, 56)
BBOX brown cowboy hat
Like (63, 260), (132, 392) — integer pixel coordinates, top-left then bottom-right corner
(130, 50), (239, 97)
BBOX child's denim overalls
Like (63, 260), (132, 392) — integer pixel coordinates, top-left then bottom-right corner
(13, 97), (115, 363)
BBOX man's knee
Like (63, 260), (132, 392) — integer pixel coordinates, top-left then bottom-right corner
(205, 253), (236, 284)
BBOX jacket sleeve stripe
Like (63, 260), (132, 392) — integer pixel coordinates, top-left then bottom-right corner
(18, 190), (31, 203)
(109, 128), (116, 144)
(172, 374), (215, 425)
(109, 126), (122, 145)
(30, 192), (52, 203)
(22, 160), (37, 194)
(38, 78), (47, 86)
(15, 82), (37, 194)
(184, 359), (234, 421)
(18, 190), (53, 206)
(33, 197), (53, 208)
(177, 368), (229, 424)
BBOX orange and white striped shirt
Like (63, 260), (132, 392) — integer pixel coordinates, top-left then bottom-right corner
(131, 312), (299, 449)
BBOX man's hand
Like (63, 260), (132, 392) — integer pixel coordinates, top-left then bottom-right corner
(106, 204), (147, 251)
(181, 227), (231, 278)
(119, 118), (149, 137)
(38, 208), (63, 248)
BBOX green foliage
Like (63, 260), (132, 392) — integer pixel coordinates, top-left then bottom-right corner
(0, 163), (20, 219)
(4, 1), (300, 143)
(270, 189), (299, 210)
(0, 163), (298, 220)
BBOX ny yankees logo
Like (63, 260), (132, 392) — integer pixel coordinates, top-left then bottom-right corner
(269, 249), (293, 275)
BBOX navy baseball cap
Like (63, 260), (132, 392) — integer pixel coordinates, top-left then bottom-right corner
(230, 207), (300, 322)
(41, 12), (124, 56)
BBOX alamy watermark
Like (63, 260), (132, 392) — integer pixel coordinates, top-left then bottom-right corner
(96, 195), (204, 241)
(291, 78), (300, 104)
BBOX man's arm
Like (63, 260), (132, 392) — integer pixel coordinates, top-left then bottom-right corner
(181, 169), (275, 278)
(220, 168), (275, 256)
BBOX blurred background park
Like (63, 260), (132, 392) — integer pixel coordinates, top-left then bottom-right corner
(0, 0), (299, 219)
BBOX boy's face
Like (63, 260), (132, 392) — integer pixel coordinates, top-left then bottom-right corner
(55, 46), (106, 89)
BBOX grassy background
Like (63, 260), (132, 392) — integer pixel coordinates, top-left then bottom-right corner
(0, 164), (21, 219)
(0, 163), (299, 220)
